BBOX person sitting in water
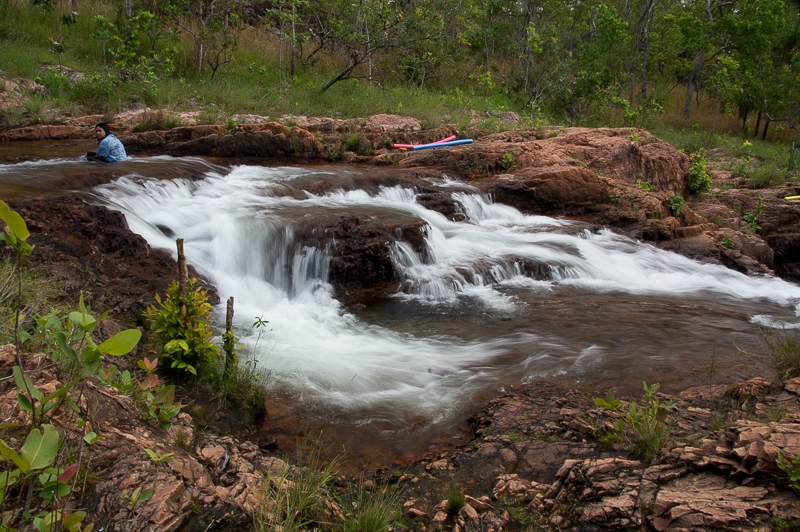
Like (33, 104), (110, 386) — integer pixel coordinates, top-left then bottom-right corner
(86, 123), (127, 162)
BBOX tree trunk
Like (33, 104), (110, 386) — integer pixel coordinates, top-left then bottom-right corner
(224, 296), (235, 372)
(683, 51), (705, 119)
(290, 2), (296, 78)
(176, 238), (189, 295)
(741, 106), (749, 135)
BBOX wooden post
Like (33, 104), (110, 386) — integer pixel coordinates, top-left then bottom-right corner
(225, 296), (236, 373)
(176, 238), (189, 295)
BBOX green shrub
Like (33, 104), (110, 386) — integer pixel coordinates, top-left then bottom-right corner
(668, 194), (685, 215)
(636, 178), (656, 191)
(614, 382), (675, 462)
(689, 151), (713, 194)
(778, 451), (800, 496)
(742, 197), (765, 233)
(145, 279), (219, 376)
(500, 152), (516, 170)
(343, 133), (373, 155)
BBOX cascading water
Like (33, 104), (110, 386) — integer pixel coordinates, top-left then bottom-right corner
(3, 151), (800, 463)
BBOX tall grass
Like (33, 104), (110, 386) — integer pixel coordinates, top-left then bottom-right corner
(341, 479), (403, 532)
(761, 329), (800, 383)
(255, 439), (341, 532)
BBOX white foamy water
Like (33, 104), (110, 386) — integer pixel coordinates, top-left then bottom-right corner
(82, 161), (800, 432)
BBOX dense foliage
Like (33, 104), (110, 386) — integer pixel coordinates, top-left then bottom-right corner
(0, 0), (799, 143)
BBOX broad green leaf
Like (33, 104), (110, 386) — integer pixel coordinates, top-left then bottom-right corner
(81, 346), (101, 365)
(69, 311), (96, 331)
(13, 366), (43, 400)
(0, 200), (30, 241)
(66, 398), (81, 413)
(98, 329), (142, 356)
(39, 481), (70, 501)
(82, 359), (101, 378)
(54, 332), (76, 359)
(17, 392), (33, 413)
(0, 438), (29, 473)
(20, 425), (60, 471)
(0, 468), (21, 487)
(62, 511), (86, 528)
(83, 432), (102, 445)
(138, 488), (154, 503)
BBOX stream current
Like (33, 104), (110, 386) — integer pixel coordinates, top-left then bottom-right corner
(3, 144), (800, 466)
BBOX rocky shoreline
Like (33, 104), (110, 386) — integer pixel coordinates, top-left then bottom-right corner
(2, 112), (800, 530)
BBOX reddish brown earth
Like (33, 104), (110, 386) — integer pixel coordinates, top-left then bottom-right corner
(2, 113), (800, 530)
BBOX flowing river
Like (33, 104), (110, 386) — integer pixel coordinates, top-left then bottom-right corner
(2, 144), (799, 466)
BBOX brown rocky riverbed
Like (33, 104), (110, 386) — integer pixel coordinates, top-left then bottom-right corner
(2, 111), (800, 530)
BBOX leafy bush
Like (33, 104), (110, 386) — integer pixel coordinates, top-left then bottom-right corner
(742, 197), (765, 233)
(145, 279), (219, 376)
(668, 194), (685, 215)
(614, 382), (675, 462)
(689, 151), (713, 194)
(636, 178), (655, 191)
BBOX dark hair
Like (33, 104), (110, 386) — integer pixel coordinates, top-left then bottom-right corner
(95, 123), (112, 136)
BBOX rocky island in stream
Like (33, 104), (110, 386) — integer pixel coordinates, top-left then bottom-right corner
(1, 111), (800, 531)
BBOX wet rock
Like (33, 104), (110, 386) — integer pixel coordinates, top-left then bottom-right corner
(5, 195), (190, 320)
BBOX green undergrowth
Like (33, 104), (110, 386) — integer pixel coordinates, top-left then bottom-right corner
(653, 127), (798, 189)
(254, 438), (403, 532)
(760, 328), (800, 383)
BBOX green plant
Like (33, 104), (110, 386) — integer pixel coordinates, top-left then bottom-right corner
(614, 382), (675, 462)
(720, 235), (735, 249)
(689, 151), (713, 194)
(668, 194), (685, 215)
(772, 516), (800, 532)
(343, 133), (373, 156)
(144, 279), (219, 377)
(1, 203), (139, 532)
(627, 132), (640, 143)
(499, 152), (516, 170)
(742, 197), (765, 233)
(760, 328), (800, 383)
(777, 451), (800, 496)
(444, 483), (465, 515)
(341, 479), (403, 532)
(595, 390), (622, 411)
(223, 118), (239, 135)
(255, 440), (341, 532)
(636, 179), (655, 191)
(97, 356), (181, 428)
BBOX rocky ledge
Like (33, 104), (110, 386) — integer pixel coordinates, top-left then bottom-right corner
(400, 378), (800, 531)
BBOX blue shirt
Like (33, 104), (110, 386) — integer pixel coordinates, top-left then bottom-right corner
(96, 134), (127, 162)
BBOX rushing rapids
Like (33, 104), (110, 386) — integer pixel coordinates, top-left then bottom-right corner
(2, 151), (800, 462)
